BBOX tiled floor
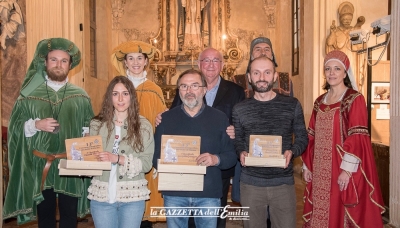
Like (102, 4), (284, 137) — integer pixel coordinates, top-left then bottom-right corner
(2, 174), (307, 228)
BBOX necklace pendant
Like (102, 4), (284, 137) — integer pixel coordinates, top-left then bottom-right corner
(52, 125), (60, 134)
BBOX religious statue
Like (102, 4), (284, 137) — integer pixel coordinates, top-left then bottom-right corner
(179, 0), (210, 51)
(0, 0), (25, 50)
(326, 1), (365, 90)
(326, 1), (365, 54)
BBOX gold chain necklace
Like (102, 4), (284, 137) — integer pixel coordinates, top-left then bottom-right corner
(46, 82), (68, 134)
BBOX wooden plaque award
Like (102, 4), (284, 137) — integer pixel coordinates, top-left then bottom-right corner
(58, 135), (111, 176)
(160, 135), (201, 165)
(157, 135), (206, 191)
(245, 135), (286, 167)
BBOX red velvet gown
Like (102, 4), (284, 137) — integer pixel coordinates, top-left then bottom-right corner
(302, 89), (385, 228)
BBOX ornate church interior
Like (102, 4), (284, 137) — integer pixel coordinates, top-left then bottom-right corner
(0, 0), (399, 227)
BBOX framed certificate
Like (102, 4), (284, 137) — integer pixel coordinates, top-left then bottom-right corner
(65, 135), (103, 161)
(160, 135), (201, 165)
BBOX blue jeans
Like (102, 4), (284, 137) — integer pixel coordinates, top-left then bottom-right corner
(90, 200), (145, 228)
(163, 195), (220, 228)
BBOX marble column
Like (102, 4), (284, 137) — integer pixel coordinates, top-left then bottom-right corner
(389, 1), (400, 226)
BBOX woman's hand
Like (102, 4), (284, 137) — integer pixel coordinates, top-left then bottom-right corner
(95, 152), (118, 163)
(303, 169), (312, 183)
(338, 170), (351, 191)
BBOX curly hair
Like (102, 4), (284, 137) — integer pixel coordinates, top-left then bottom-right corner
(92, 76), (144, 152)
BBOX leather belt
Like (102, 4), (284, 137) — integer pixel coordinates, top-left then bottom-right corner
(33, 150), (67, 191)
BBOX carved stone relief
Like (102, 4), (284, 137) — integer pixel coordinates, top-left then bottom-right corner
(121, 29), (156, 42)
(262, 0), (276, 28)
(111, 0), (126, 30)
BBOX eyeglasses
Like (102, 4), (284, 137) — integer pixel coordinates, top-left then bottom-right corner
(200, 58), (222, 64)
(178, 84), (206, 91)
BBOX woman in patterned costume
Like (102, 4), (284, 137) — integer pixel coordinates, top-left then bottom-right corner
(302, 50), (385, 227)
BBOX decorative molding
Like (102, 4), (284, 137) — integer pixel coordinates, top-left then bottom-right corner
(225, 36), (237, 50)
(157, 0), (162, 22)
(221, 65), (237, 81)
(225, 0), (231, 24)
(111, 0), (127, 30)
(263, 0), (276, 28)
(121, 29), (155, 42)
(230, 28), (265, 60)
(152, 65), (177, 86)
(226, 47), (241, 61)
(166, 0), (170, 51)
(149, 1), (163, 57)
(218, 0), (222, 31)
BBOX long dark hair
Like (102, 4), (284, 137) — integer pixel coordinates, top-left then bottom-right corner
(92, 76), (144, 152)
(322, 72), (353, 91)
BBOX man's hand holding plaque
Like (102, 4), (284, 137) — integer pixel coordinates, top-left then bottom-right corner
(244, 135), (286, 168)
(157, 135), (207, 191)
(196, 153), (219, 167)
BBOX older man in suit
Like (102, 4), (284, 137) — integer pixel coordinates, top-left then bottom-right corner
(171, 48), (245, 123)
(158, 47), (245, 228)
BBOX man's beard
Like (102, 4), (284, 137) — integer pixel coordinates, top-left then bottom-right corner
(181, 93), (200, 109)
(47, 67), (68, 82)
(250, 80), (274, 93)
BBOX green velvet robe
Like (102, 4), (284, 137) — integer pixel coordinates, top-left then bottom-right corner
(3, 82), (94, 224)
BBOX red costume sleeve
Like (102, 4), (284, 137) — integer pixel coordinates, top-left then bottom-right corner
(336, 92), (385, 226)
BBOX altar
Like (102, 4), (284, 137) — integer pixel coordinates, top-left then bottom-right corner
(109, 0), (289, 106)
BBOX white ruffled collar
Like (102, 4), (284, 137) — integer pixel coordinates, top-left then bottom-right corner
(127, 70), (147, 88)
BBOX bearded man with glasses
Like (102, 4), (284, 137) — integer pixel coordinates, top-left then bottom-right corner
(153, 69), (237, 228)
(156, 47), (245, 228)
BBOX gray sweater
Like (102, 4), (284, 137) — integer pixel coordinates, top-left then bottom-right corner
(232, 94), (308, 187)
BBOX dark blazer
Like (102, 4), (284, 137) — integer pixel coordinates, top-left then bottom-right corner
(171, 76), (245, 178)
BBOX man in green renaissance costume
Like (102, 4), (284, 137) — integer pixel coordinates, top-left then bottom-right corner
(3, 38), (94, 227)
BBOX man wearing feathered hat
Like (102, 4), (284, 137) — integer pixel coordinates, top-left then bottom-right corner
(3, 38), (94, 227)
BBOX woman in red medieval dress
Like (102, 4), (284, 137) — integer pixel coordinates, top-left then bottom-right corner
(302, 50), (385, 228)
